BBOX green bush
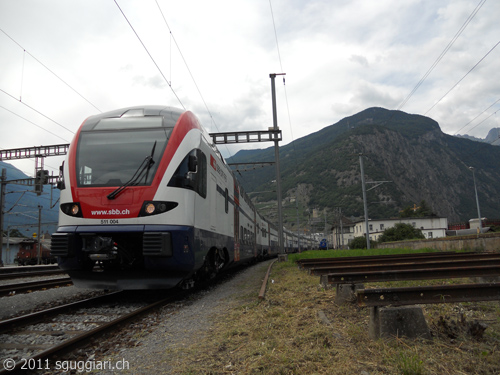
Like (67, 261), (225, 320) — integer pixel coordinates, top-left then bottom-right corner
(350, 236), (375, 249)
(379, 223), (425, 243)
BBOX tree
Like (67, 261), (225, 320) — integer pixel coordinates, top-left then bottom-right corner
(378, 223), (425, 243)
(399, 200), (436, 218)
(350, 236), (375, 249)
(9, 229), (26, 238)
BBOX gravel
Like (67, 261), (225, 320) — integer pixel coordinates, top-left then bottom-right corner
(109, 260), (273, 374)
(0, 260), (274, 374)
(0, 285), (106, 320)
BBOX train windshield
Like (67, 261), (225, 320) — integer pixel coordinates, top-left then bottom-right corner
(76, 126), (171, 187)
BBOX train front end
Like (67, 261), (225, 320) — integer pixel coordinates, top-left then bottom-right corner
(51, 106), (203, 289)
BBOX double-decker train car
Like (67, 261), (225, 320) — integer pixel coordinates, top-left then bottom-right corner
(50, 105), (308, 290)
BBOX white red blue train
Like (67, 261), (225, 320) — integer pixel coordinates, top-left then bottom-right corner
(51, 105), (314, 289)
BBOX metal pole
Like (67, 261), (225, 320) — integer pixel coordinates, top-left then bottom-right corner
(37, 205), (42, 265)
(296, 199), (300, 252)
(469, 167), (482, 234)
(359, 154), (370, 249)
(340, 208), (344, 249)
(270, 73), (285, 254)
(0, 168), (6, 265)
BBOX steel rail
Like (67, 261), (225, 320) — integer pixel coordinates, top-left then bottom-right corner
(297, 251), (479, 269)
(0, 277), (72, 296)
(302, 252), (490, 269)
(259, 259), (277, 300)
(309, 256), (500, 275)
(0, 265), (60, 274)
(0, 291), (183, 374)
(0, 269), (67, 280)
(322, 264), (500, 285)
(0, 292), (122, 332)
(357, 282), (500, 307)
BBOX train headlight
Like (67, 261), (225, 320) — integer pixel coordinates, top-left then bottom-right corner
(60, 203), (83, 217)
(145, 203), (156, 214)
(71, 204), (80, 216)
(139, 201), (178, 217)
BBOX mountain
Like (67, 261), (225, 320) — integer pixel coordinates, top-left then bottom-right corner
(455, 128), (500, 146)
(484, 128), (500, 145)
(228, 107), (500, 227)
(0, 161), (60, 237)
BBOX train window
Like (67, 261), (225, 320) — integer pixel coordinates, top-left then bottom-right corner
(168, 149), (207, 198)
(197, 151), (207, 198)
(76, 128), (169, 187)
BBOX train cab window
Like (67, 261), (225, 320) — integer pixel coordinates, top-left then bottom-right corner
(196, 151), (207, 198)
(168, 149), (207, 198)
(76, 127), (170, 187)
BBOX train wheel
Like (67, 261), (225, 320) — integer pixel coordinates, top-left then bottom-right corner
(205, 247), (227, 279)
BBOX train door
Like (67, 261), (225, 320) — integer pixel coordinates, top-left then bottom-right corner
(210, 174), (217, 231)
(233, 178), (240, 261)
(254, 210), (258, 257)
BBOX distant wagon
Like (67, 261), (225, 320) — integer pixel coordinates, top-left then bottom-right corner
(16, 239), (56, 265)
(319, 238), (327, 250)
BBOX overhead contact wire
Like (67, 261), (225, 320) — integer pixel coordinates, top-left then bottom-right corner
(425, 39), (500, 115)
(454, 98), (500, 135)
(0, 27), (102, 113)
(0, 105), (70, 142)
(269, 0), (297, 168)
(114, 0), (185, 110)
(153, 1), (220, 133)
(397, 0), (486, 111)
(0, 88), (74, 135)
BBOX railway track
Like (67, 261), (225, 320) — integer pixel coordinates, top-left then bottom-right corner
(0, 278), (73, 297)
(0, 269), (67, 280)
(0, 265), (60, 275)
(0, 290), (182, 374)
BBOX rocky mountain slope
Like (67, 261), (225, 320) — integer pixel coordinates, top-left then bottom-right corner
(228, 107), (500, 224)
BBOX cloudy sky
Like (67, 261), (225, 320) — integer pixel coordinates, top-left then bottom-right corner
(1, 0), (499, 177)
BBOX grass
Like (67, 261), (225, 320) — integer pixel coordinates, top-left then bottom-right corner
(166, 249), (500, 374)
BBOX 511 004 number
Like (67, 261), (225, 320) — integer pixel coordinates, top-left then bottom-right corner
(101, 219), (119, 224)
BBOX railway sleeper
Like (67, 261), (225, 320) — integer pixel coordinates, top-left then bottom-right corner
(357, 282), (500, 340)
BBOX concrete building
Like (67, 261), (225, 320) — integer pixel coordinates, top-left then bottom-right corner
(331, 217), (356, 249)
(353, 217), (448, 243)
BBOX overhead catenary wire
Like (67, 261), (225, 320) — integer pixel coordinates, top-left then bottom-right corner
(461, 110), (500, 141)
(114, 0), (185, 110)
(153, 0), (235, 162)
(454, 98), (500, 135)
(154, 0), (220, 134)
(425, 39), (500, 115)
(396, 0), (486, 111)
(0, 105), (70, 143)
(0, 88), (74, 136)
(0, 27), (102, 113)
(268, 0), (297, 161)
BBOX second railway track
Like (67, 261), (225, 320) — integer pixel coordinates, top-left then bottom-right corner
(0, 278), (73, 297)
(0, 290), (184, 374)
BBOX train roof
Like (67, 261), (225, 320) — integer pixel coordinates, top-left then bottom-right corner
(80, 105), (185, 131)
